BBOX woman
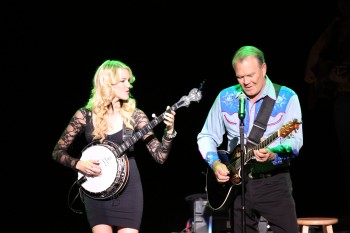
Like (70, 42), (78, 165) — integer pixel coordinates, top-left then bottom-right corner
(52, 60), (177, 233)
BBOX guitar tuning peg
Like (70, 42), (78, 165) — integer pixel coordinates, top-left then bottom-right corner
(152, 113), (156, 118)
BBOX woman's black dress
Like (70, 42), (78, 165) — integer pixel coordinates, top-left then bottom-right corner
(83, 112), (143, 229)
(52, 107), (172, 230)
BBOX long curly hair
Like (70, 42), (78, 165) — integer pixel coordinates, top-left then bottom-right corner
(85, 60), (136, 141)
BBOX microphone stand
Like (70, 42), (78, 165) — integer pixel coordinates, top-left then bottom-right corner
(239, 114), (246, 233)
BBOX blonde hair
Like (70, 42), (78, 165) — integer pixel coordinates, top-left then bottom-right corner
(85, 60), (136, 141)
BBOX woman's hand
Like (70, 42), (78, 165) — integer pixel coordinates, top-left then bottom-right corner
(164, 106), (176, 134)
(76, 160), (102, 176)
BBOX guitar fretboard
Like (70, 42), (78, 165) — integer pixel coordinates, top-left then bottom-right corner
(229, 131), (279, 171)
(227, 118), (299, 171)
(116, 103), (181, 156)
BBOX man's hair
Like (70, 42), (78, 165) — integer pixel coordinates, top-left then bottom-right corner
(232, 45), (265, 66)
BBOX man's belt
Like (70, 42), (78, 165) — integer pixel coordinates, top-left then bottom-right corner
(248, 167), (289, 179)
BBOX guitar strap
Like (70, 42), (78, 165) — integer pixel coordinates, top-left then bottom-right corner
(246, 83), (281, 149)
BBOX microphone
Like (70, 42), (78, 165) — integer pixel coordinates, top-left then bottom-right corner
(238, 92), (246, 120)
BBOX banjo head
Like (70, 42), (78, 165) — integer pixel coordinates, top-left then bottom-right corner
(78, 141), (129, 199)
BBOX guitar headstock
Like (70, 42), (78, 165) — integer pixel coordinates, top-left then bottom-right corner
(279, 119), (302, 138)
(175, 80), (205, 109)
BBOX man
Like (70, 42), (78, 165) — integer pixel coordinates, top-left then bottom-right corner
(197, 45), (303, 233)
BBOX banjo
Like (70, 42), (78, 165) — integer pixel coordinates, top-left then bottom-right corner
(77, 81), (205, 199)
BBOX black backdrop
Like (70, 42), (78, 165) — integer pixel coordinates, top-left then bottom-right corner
(5, 1), (348, 232)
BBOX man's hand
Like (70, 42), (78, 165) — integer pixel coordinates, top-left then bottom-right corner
(212, 160), (230, 183)
(254, 148), (276, 162)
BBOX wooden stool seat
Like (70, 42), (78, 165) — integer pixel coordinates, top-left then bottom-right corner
(297, 217), (338, 233)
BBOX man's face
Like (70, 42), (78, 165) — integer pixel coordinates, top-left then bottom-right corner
(234, 55), (267, 100)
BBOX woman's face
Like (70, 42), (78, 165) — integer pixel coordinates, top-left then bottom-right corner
(112, 68), (131, 101)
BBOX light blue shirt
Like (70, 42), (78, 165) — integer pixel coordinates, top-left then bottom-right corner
(197, 76), (303, 171)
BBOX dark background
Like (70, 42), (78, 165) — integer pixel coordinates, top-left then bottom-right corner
(5, 1), (349, 232)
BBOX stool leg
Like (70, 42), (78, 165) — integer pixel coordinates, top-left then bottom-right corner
(301, 225), (309, 233)
(323, 225), (334, 233)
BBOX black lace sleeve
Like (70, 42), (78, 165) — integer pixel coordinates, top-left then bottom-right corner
(134, 108), (173, 164)
(52, 108), (88, 170)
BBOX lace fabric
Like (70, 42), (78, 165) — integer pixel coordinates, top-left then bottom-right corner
(52, 107), (172, 170)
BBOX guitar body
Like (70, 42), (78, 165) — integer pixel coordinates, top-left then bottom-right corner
(206, 149), (242, 211)
(205, 119), (301, 211)
(206, 167), (236, 211)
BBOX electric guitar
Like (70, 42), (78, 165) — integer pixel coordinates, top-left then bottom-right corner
(205, 119), (301, 210)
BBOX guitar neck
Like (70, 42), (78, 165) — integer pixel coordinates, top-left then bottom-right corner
(230, 131), (279, 171)
(116, 103), (181, 155)
(111, 84), (203, 156)
(246, 131), (279, 160)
